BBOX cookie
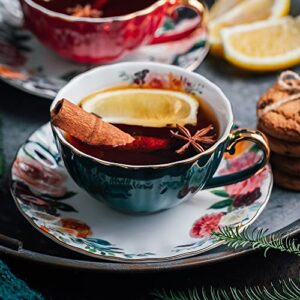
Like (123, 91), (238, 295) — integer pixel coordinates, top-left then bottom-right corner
(257, 125), (300, 158)
(257, 72), (300, 142)
(273, 167), (300, 191)
(271, 153), (300, 177)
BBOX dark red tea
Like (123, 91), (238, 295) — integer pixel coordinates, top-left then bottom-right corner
(33, 0), (157, 17)
(66, 91), (219, 165)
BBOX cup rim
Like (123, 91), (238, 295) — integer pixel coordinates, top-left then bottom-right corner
(51, 62), (233, 170)
(23, 0), (167, 23)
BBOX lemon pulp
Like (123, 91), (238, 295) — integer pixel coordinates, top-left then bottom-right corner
(81, 88), (199, 128)
(209, 0), (290, 56)
(222, 17), (300, 71)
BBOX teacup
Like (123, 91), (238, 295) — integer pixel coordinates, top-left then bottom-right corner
(20, 0), (207, 64)
(51, 62), (270, 214)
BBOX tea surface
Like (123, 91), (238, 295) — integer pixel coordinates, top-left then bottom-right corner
(66, 88), (219, 165)
(33, 0), (158, 17)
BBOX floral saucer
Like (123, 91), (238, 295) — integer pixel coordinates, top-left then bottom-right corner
(10, 124), (273, 262)
(0, 0), (208, 99)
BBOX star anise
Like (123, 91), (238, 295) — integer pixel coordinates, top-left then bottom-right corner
(171, 124), (216, 154)
(67, 4), (102, 18)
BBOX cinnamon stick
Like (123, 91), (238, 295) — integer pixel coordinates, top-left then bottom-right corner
(51, 99), (134, 147)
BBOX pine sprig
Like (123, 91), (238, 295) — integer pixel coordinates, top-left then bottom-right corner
(153, 228), (300, 300)
(153, 279), (300, 300)
(212, 226), (300, 257)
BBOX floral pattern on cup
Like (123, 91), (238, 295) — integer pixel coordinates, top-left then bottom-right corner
(120, 69), (205, 95)
(208, 148), (268, 207)
(188, 146), (269, 240)
(13, 156), (67, 197)
(11, 134), (78, 217)
(40, 218), (92, 238)
(190, 212), (224, 238)
(219, 151), (268, 208)
(12, 180), (77, 217)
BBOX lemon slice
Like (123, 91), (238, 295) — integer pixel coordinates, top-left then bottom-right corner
(221, 17), (300, 71)
(209, 0), (290, 56)
(81, 88), (199, 128)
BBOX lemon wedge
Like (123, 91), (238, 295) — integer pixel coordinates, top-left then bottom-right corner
(209, 0), (290, 56)
(81, 88), (199, 128)
(221, 17), (300, 71)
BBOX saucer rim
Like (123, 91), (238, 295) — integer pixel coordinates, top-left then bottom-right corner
(11, 179), (272, 263)
(0, 43), (209, 101)
(1, 218), (299, 273)
(9, 123), (273, 264)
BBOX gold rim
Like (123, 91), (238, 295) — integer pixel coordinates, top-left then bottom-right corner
(227, 128), (271, 174)
(23, 0), (167, 22)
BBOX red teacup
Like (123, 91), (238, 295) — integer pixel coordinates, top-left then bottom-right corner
(20, 0), (207, 64)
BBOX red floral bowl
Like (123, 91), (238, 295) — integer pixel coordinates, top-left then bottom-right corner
(20, 0), (207, 64)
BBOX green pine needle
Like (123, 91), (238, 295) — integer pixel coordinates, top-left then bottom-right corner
(212, 226), (300, 257)
(153, 279), (300, 300)
(153, 227), (300, 300)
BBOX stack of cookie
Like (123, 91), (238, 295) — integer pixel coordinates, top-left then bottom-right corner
(257, 71), (300, 191)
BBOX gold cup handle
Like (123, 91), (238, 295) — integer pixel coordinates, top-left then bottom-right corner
(150, 0), (208, 44)
(174, 0), (209, 25)
(204, 128), (271, 190)
(227, 129), (271, 163)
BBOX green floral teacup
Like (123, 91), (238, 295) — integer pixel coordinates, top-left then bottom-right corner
(51, 62), (270, 214)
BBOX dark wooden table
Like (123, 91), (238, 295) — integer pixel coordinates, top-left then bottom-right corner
(1, 0), (300, 296)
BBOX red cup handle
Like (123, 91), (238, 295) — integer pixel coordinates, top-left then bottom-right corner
(150, 0), (208, 45)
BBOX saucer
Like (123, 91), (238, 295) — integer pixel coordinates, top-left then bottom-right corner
(10, 123), (272, 262)
(0, 0), (208, 99)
